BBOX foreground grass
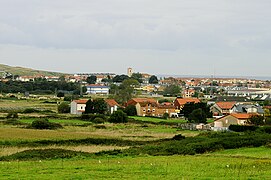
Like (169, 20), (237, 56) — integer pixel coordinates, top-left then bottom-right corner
(1, 154), (270, 179)
(0, 123), (187, 142)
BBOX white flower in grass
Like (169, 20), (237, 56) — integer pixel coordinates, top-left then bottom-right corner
(226, 165), (230, 168)
(99, 160), (101, 164)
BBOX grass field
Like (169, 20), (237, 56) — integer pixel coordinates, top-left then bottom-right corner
(1, 150), (270, 179)
(0, 99), (58, 112)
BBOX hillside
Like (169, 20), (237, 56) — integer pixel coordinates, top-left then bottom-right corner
(0, 64), (67, 77)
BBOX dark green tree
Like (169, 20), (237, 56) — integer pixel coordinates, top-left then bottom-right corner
(124, 105), (137, 116)
(117, 79), (139, 103)
(93, 98), (107, 114)
(131, 73), (143, 83)
(188, 108), (207, 123)
(86, 75), (97, 84)
(109, 110), (128, 123)
(247, 115), (265, 126)
(84, 99), (94, 114)
(149, 75), (159, 84)
(163, 85), (181, 96)
(58, 102), (70, 113)
(112, 74), (130, 83)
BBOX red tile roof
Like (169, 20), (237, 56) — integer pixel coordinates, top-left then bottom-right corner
(105, 99), (120, 107)
(231, 113), (254, 119)
(216, 102), (236, 110)
(127, 98), (157, 106)
(175, 98), (200, 106)
(73, 99), (88, 104)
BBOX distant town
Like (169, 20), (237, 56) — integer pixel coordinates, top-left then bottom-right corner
(0, 66), (271, 131)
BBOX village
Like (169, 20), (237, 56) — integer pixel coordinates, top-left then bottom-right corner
(1, 67), (271, 132)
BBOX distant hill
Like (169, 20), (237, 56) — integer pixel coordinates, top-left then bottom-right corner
(0, 64), (67, 77)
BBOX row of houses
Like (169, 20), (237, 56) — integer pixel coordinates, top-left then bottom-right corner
(71, 97), (201, 117)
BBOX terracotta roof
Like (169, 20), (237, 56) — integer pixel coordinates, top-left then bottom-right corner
(73, 99), (88, 104)
(105, 99), (120, 107)
(175, 98), (200, 106)
(216, 102), (236, 110)
(127, 98), (157, 106)
(231, 113), (254, 119)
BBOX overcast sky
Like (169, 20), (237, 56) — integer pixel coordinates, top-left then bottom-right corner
(0, 0), (271, 77)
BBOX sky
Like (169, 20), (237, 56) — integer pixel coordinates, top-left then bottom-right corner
(0, 0), (271, 77)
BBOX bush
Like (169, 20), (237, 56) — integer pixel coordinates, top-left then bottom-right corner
(109, 110), (128, 123)
(30, 119), (63, 130)
(22, 108), (40, 114)
(58, 102), (70, 113)
(93, 117), (105, 124)
(162, 113), (169, 120)
(124, 105), (137, 116)
(81, 114), (107, 122)
(172, 134), (185, 140)
(229, 125), (258, 132)
(6, 112), (18, 119)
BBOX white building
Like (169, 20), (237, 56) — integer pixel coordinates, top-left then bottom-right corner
(70, 99), (88, 115)
(86, 84), (109, 95)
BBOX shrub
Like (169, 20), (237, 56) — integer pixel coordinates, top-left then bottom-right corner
(109, 110), (128, 123)
(162, 113), (169, 120)
(6, 112), (18, 119)
(81, 114), (107, 122)
(172, 134), (185, 140)
(93, 117), (105, 124)
(57, 92), (65, 97)
(124, 105), (137, 116)
(58, 102), (70, 113)
(22, 108), (40, 114)
(30, 119), (63, 130)
(229, 125), (258, 132)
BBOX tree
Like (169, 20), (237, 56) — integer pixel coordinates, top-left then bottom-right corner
(118, 79), (139, 103)
(112, 74), (129, 83)
(86, 75), (97, 84)
(93, 98), (107, 114)
(109, 110), (128, 123)
(163, 85), (181, 96)
(247, 115), (265, 126)
(124, 105), (137, 116)
(149, 75), (159, 84)
(181, 102), (211, 119)
(58, 102), (70, 113)
(57, 92), (65, 97)
(188, 108), (207, 123)
(84, 98), (107, 114)
(131, 73), (143, 83)
(84, 99), (95, 114)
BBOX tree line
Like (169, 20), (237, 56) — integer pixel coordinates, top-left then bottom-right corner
(0, 80), (80, 94)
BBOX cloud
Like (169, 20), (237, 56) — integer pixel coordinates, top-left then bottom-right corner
(0, 0), (271, 76)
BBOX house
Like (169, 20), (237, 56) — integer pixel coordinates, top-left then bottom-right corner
(210, 101), (236, 117)
(182, 88), (196, 98)
(230, 103), (264, 115)
(71, 99), (119, 115)
(174, 97), (200, 111)
(105, 99), (120, 114)
(212, 113), (254, 130)
(86, 84), (109, 95)
(127, 98), (158, 116)
(207, 96), (251, 106)
(126, 98), (176, 117)
(70, 99), (88, 115)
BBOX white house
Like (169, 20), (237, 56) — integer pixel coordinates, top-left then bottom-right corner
(70, 99), (88, 115)
(86, 84), (109, 95)
(70, 99), (119, 115)
(105, 99), (120, 114)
